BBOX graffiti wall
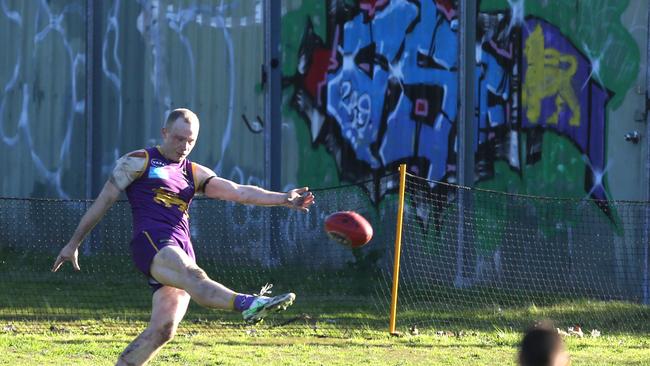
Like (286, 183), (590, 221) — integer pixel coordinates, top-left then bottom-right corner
(2, 0), (645, 202)
(283, 0), (646, 204)
(281, 0), (648, 295)
(0, 0), (647, 300)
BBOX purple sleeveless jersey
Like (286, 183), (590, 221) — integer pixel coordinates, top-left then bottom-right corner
(126, 146), (197, 242)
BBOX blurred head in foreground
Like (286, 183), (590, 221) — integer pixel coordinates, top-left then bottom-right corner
(519, 324), (570, 366)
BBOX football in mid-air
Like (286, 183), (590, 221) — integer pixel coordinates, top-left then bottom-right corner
(324, 211), (373, 248)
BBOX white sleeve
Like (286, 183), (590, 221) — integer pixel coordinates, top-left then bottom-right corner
(109, 153), (147, 191)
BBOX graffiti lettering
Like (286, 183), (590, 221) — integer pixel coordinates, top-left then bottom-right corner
(289, 0), (612, 206)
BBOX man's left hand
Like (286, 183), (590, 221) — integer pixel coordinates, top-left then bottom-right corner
(286, 187), (315, 212)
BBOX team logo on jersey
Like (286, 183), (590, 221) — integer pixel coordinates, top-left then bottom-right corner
(150, 159), (166, 168)
(152, 187), (188, 213)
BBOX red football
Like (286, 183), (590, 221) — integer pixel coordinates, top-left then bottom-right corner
(324, 211), (373, 248)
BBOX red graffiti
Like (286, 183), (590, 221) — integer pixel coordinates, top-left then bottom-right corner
(360, 0), (390, 20)
(435, 0), (456, 20)
(304, 48), (332, 104)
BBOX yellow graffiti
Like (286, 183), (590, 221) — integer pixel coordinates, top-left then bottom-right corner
(152, 187), (188, 214)
(523, 24), (580, 126)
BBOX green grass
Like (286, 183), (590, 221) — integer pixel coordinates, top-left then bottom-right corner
(2, 248), (650, 364)
(2, 328), (650, 365)
(1, 295), (650, 365)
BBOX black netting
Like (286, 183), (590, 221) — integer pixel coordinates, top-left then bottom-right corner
(0, 177), (397, 337)
(394, 173), (650, 334)
(2, 173), (649, 337)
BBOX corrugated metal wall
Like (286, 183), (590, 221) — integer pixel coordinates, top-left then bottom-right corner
(2, 0), (649, 203)
(1, 0), (265, 198)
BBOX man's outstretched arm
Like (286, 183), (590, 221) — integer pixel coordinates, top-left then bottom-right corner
(51, 180), (122, 272)
(193, 163), (315, 211)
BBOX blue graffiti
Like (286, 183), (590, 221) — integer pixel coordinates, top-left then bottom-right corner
(291, 0), (609, 208)
(326, 0), (418, 169)
(317, 0), (514, 182)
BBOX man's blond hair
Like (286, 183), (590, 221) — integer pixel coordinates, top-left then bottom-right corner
(165, 108), (199, 128)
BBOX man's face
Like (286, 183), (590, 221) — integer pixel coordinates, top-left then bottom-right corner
(161, 117), (199, 162)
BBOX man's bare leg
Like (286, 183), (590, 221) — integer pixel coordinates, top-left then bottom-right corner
(149, 246), (238, 308)
(116, 286), (190, 366)
(149, 246), (295, 323)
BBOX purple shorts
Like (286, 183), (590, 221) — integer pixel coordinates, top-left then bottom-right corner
(130, 230), (196, 291)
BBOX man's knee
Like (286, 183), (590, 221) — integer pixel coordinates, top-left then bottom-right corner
(155, 321), (177, 345)
(187, 265), (208, 281)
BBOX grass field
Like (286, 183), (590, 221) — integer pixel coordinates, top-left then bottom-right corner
(2, 324), (650, 365)
(2, 296), (650, 365)
(2, 249), (650, 364)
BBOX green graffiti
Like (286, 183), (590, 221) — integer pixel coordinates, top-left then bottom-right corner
(283, 101), (341, 188)
(281, 1), (339, 187)
(482, 0), (640, 109)
(281, 1), (637, 251)
(477, 0), (638, 233)
(476, 132), (622, 253)
(281, 1), (327, 75)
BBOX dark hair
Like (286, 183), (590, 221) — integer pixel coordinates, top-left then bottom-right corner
(519, 325), (564, 366)
(165, 108), (198, 128)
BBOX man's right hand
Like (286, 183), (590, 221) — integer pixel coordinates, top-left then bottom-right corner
(51, 242), (81, 272)
(50, 179), (121, 273)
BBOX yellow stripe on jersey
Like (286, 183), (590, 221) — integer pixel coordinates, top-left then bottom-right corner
(143, 231), (159, 252)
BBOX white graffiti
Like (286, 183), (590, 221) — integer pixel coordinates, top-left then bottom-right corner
(0, 0), (86, 198)
(136, 1), (259, 177)
(338, 81), (372, 128)
(1, 1), (267, 198)
(104, 0), (123, 162)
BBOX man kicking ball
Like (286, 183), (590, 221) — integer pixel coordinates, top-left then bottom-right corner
(52, 108), (314, 366)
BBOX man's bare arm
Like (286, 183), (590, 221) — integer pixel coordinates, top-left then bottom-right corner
(52, 150), (146, 272)
(51, 180), (122, 272)
(69, 180), (122, 247)
(193, 164), (314, 211)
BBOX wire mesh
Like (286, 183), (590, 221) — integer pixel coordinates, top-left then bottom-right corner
(0, 177), (397, 337)
(395, 173), (650, 335)
(2, 172), (649, 338)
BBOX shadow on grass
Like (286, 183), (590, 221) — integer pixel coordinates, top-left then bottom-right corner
(2, 248), (650, 337)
